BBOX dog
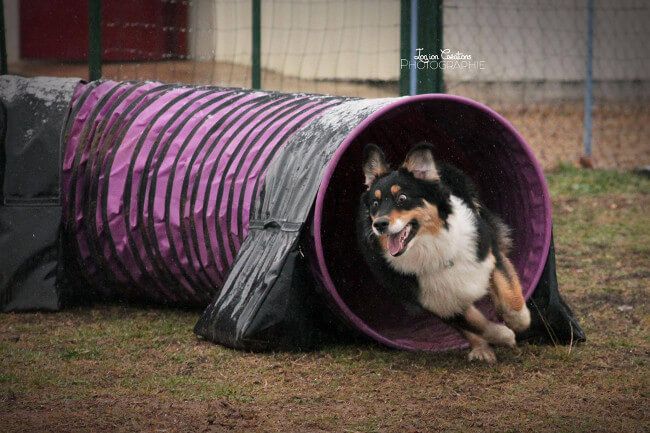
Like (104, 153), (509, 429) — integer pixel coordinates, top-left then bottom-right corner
(356, 142), (531, 362)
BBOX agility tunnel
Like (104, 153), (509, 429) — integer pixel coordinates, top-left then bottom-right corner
(0, 76), (584, 352)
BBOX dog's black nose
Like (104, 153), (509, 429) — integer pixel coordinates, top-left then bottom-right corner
(373, 218), (389, 233)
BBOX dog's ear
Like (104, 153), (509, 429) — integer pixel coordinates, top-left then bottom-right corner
(402, 142), (440, 181)
(362, 143), (389, 187)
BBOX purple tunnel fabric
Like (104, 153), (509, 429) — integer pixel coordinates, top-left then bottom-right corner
(62, 81), (344, 305)
(62, 81), (551, 352)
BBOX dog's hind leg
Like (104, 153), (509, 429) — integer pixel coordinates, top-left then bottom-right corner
(463, 331), (496, 363)
(490, 255), (531, 332)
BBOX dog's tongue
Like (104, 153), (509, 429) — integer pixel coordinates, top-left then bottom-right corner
(388, 227), (408, 256)
(388, 234), (403, 256)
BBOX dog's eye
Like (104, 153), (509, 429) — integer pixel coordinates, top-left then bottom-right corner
(371, 200), (379, 209)
(397, 194), (407, 204)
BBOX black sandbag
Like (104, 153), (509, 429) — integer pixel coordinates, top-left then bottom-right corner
(0, 76), (80, 311)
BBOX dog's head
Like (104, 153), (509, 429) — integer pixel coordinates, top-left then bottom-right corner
(361, 142), (451, 257)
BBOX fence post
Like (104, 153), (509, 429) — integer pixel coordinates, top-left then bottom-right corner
(417, 0), (443, 94)
(0, 0), (7, 75)
(582, 0), (594, 161)
(252, 0), (261, 89)
(400, 0), (444, 95)
(399, 0), (411, 96)
(88, 0), (102, 81)
(410, 0), (418, 95)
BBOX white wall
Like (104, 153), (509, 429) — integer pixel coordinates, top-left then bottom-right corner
(261, 0), (400, 81)
(189, 0), (400, 81)
(190, 0), (252, 67)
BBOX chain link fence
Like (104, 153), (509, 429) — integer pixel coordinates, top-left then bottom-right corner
(4, 0), (649, 169)
(442, 0), (650, 169)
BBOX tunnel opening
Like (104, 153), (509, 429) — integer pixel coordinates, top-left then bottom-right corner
(311, 95), (552, 351)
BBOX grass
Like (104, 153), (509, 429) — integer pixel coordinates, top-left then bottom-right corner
(1, 168), (648, 432)
(548, 163), (650, 196)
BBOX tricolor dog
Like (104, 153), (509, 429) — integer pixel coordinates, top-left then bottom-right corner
(356, 142), (531, 362)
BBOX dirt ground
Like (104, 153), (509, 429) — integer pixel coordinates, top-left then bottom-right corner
(1, 168), (648, 432)
(9, 60), (650, 170)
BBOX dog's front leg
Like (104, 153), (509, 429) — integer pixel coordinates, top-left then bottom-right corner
(462, 330), (496, 363)
(444, 305), (517, 349)
(442, 305), (516, 362)
(463, 305), (516, 348)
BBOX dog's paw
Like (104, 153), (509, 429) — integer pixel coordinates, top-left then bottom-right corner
(483, 324), (516, 348)
(467, 345), (497, 364)
(503, 305), (531, 332)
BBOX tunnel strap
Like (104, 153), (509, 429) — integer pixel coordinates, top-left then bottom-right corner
(248, 219), (302, 232)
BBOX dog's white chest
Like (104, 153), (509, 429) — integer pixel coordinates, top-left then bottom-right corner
(416, 257), (494, 318)
(386, 195), (495, 318)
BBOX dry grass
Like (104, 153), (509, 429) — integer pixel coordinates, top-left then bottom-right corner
(1, 167), (648, 432)
(499, 102), (650, 170)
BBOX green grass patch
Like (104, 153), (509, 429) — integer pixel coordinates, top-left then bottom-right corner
(59, 346), (103, 361)
(547, 164), (650, 196)
(0, 372), (18, 383)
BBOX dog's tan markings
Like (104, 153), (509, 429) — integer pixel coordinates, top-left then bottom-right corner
(487, 254), (531, 332)
(419, 201), (444, 235)
(374, 189), (381, 199)
(490, 257), (525, 312)
(390, 184), (401, 196)
(492, 270), (517, 309)
(387, 201), (443, 235)
(406, 201), (443, 235)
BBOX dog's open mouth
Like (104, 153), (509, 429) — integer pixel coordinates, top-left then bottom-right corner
(387, 223), (416, 256)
